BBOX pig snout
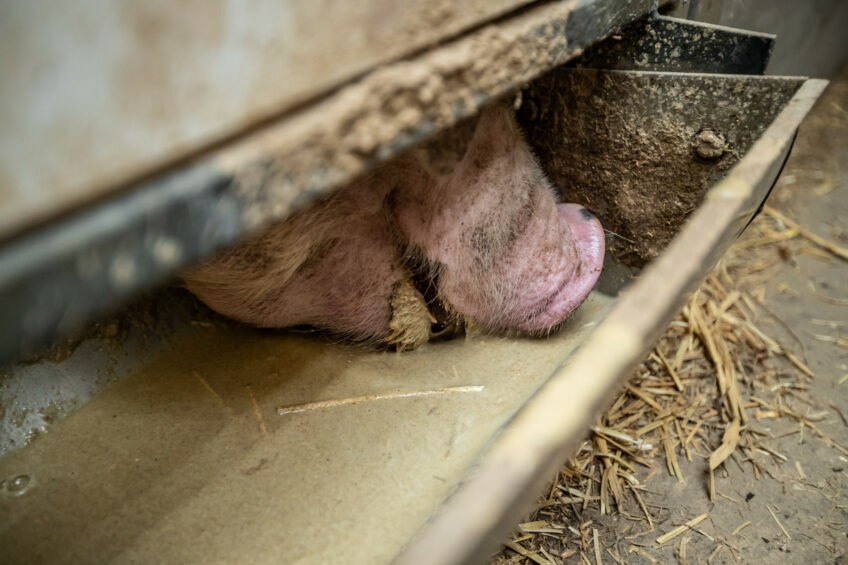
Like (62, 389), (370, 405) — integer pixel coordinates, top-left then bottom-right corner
(394, 104), (605, 334)
(513, 203), (605, 332)
(183, 101), (605, 348)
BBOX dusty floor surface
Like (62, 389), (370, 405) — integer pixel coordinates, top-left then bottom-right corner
(493, 68), (848, 564)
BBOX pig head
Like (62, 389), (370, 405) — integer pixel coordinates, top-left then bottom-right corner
(183, 102), (605, 349)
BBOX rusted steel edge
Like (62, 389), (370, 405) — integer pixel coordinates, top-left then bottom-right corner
(391, 78), (828, 565)
(0, 0), (655, 364)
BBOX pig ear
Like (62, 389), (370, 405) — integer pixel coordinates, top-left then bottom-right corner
(466, 102), (523, 155)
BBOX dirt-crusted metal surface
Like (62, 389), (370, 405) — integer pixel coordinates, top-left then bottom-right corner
(574, 14), (775, 74)
(519, 69), (803, 267)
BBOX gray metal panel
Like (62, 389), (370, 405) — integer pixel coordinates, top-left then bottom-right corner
(574, 14), (775, 74)
(520, 69), (803, 266)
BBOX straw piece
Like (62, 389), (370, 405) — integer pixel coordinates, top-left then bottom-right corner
(246, 385), (268, 436)
(627, 482), (653, 529)
(675, 419), (692, 462)
(731, 521), (752, 536)
(672, 333), (693, 373)
(830, 403), (848, 426)
(593, 529), (602, 565)
(277, 385), (483, 414)
(717, 491), (739, 504)
(813, 291), (848, 306)
(519, 520), (565, 535)
(661, 423), (683, 482)
(591, 426), (638, 446)
(634, 415), (675, 438)
(656, 514), (708, 545)
(606, 547), (625, 565)
(684, 421), (702, 446)
(539, 546), (557, 564)
(629, 545), (657, 563)
(583, 468), (594, 511)
(193, 372), (235, 416)
(767, 505), (791, 540)
(656, 348), (684, 391)
(627, 386), (664, 412)
(709, 418), (741, 490)
(707, 546), (723, 563)
(689, 305), (727, 395)
(503, 540), (552, 565)
(763, 205), (848, 261)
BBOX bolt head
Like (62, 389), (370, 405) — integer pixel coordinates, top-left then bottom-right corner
(693, 129), (726, 160)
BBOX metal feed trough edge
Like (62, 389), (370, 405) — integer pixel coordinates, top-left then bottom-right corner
(393, 77), (828, 565)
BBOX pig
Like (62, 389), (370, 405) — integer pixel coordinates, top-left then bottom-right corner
(183, 101), (605, 350)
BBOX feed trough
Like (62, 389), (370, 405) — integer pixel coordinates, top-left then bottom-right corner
(0, 4), (827, 564)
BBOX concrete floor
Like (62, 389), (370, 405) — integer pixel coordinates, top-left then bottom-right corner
(708, 60), (848, 565)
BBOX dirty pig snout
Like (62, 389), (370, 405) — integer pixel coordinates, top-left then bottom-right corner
(183, 102), (605, 345)
(394, 104), (605, 334)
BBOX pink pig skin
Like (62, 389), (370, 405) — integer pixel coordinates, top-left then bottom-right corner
(184, 102), (605, 346)
(392, 103), (605, 333)
(183, 171), (412, 341)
